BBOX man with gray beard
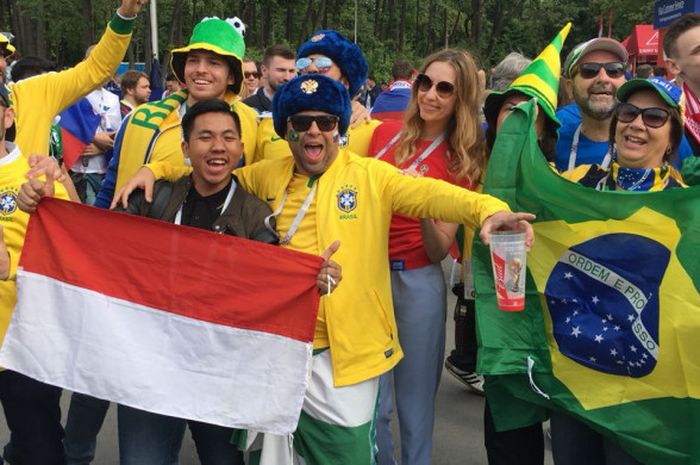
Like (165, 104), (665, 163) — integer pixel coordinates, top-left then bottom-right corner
(553, 38), (628, 171)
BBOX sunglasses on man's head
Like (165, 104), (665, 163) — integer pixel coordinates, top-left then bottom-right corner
(287, 115), (339, 132)
(616, 102), (670, 128)
(575, 61), (626, 79)
(413, 74), (455, 97)
(244, 71), (260, 79)
(295, 56), (334, 74)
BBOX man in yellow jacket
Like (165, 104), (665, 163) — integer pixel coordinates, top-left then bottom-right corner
(0, 82), (72, 465)
(115, 74), (535, 465)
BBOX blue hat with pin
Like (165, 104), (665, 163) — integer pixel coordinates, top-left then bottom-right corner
(272, 74), (352, 139)
(297, 30), (368, 98)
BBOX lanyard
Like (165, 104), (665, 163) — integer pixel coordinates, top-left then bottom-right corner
(174, 180), (237, 227)
(374, 133), (446, 172)
(568, 124), (611, 171)
(264, 177), (318, 246)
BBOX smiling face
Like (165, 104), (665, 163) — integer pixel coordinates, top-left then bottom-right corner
(569, 50), (626, 120)
(614, 89), (673, 169)
(287, 110), (340, 177)
(182, 111), (242, 196)
(243, 60), (259, 91)
(416, 60), (457, 132)
(183, 50), (235, 104)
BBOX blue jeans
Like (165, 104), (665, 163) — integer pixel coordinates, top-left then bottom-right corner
(376, 264), (447, 465)
(63, 393), (110, 465)
(118, 404), (243, 465)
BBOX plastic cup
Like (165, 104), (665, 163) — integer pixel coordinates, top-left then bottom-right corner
(489, 231), (527, 311)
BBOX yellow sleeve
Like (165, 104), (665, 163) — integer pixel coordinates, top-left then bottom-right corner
(347, 119), (382, 157)
(373, 160), (510, 229)
(559, 164), (593, 183)
(146, 162), (193, 182)
(10, 16), (132, 118)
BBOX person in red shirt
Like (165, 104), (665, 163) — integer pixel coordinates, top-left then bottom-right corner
(369, 48), (487, 465)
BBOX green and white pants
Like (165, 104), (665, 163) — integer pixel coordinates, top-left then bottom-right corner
(238, 349), (379, 465)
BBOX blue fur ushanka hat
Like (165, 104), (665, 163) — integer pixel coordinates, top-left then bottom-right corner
(297, 30), (368, 98)
(272, 74), (352, 139)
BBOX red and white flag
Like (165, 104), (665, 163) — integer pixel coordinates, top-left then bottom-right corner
(0, 198), (322, 434)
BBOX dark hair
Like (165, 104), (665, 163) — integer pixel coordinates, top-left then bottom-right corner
(485, 92), (558, 162)
(181, 99), (241, 142)
(120, 70), (148, 94)
(262, 45), (295, 67)
(608, 91), (683, 162)
(11, 56), (55, 82)
(653, 66), (667, 77)
(636, 64), (653, 78)
(165, 72), (178, 82)
(663, 13), (700, 58)
(391, 59), (413, 80)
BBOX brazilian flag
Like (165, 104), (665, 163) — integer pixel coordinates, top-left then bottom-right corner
(474, 100), (700, 465)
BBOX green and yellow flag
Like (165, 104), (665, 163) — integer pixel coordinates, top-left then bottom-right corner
(475, 100), (700, 465)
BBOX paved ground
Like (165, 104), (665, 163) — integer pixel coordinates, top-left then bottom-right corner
(0, 267), (555, 464)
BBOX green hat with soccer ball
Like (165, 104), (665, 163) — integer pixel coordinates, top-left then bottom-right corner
(170, 16), (246, 95)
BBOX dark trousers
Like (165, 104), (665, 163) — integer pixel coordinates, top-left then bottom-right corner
(484, 400), (544, 465)
(0, 370), (65, 465)
(447, 283), (478, 372)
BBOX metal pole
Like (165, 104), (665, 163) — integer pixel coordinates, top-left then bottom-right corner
(150, 0), (159, 59)
(354, 0), (358, 43)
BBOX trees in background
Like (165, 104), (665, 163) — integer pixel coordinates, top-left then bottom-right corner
(0, 0), (653, 83)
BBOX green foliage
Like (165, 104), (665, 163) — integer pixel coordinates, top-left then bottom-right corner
(0, 0), (656, 81)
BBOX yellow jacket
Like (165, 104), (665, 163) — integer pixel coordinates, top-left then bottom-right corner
(150, 149), (509, 385)
(234, 149), (509, 386)
(9, 14), (133, 156)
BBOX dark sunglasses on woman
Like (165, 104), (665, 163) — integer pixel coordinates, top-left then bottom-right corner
(413, 74), (455, 98)
(616, 102), (670, 128)
(287, 115), (339, 132)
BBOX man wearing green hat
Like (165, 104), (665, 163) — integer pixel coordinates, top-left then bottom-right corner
(95, 16), (259, 209)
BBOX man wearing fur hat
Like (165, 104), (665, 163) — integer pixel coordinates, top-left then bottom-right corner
(95, 16), (259, 209)
(253, 29), (381, 162)
(115, 74), (535, 464)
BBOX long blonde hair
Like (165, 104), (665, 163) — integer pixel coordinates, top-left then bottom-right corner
(393, 49), (487, 184)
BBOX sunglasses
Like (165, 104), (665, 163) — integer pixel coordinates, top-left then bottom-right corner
(575, 62), (626, 79)
(616, 102), (670, 128)
(288, 115), (339, 132)
(413, 74), (455, 97)
(295, 56), (334, 73)
(244, 71), (260, 79)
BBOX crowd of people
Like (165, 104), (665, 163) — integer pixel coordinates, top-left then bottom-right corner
(0, 0), (697, 464)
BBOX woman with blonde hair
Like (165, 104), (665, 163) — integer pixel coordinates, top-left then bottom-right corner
(369, 48), (487, 465)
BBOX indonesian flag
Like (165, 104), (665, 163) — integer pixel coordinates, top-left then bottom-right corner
(0, 198), (321, 434)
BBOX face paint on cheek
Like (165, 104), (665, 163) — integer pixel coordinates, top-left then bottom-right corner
(287, 129), (300, 142)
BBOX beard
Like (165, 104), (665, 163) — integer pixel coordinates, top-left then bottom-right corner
(573, 81), (617, 120)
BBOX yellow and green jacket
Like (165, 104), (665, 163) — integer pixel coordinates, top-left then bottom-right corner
(96, 90), (258, 208)
(9, 13), (134, 157)
(151, 148), (509, 386)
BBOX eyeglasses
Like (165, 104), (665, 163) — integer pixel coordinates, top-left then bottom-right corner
(413, 74), (455, 97)
(244, 71), (260, 79)
(295, 56), (334, 73)
(575, 62), (626, 79)
(288, 115), (339, 132)
(616, 102), (670, 128)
